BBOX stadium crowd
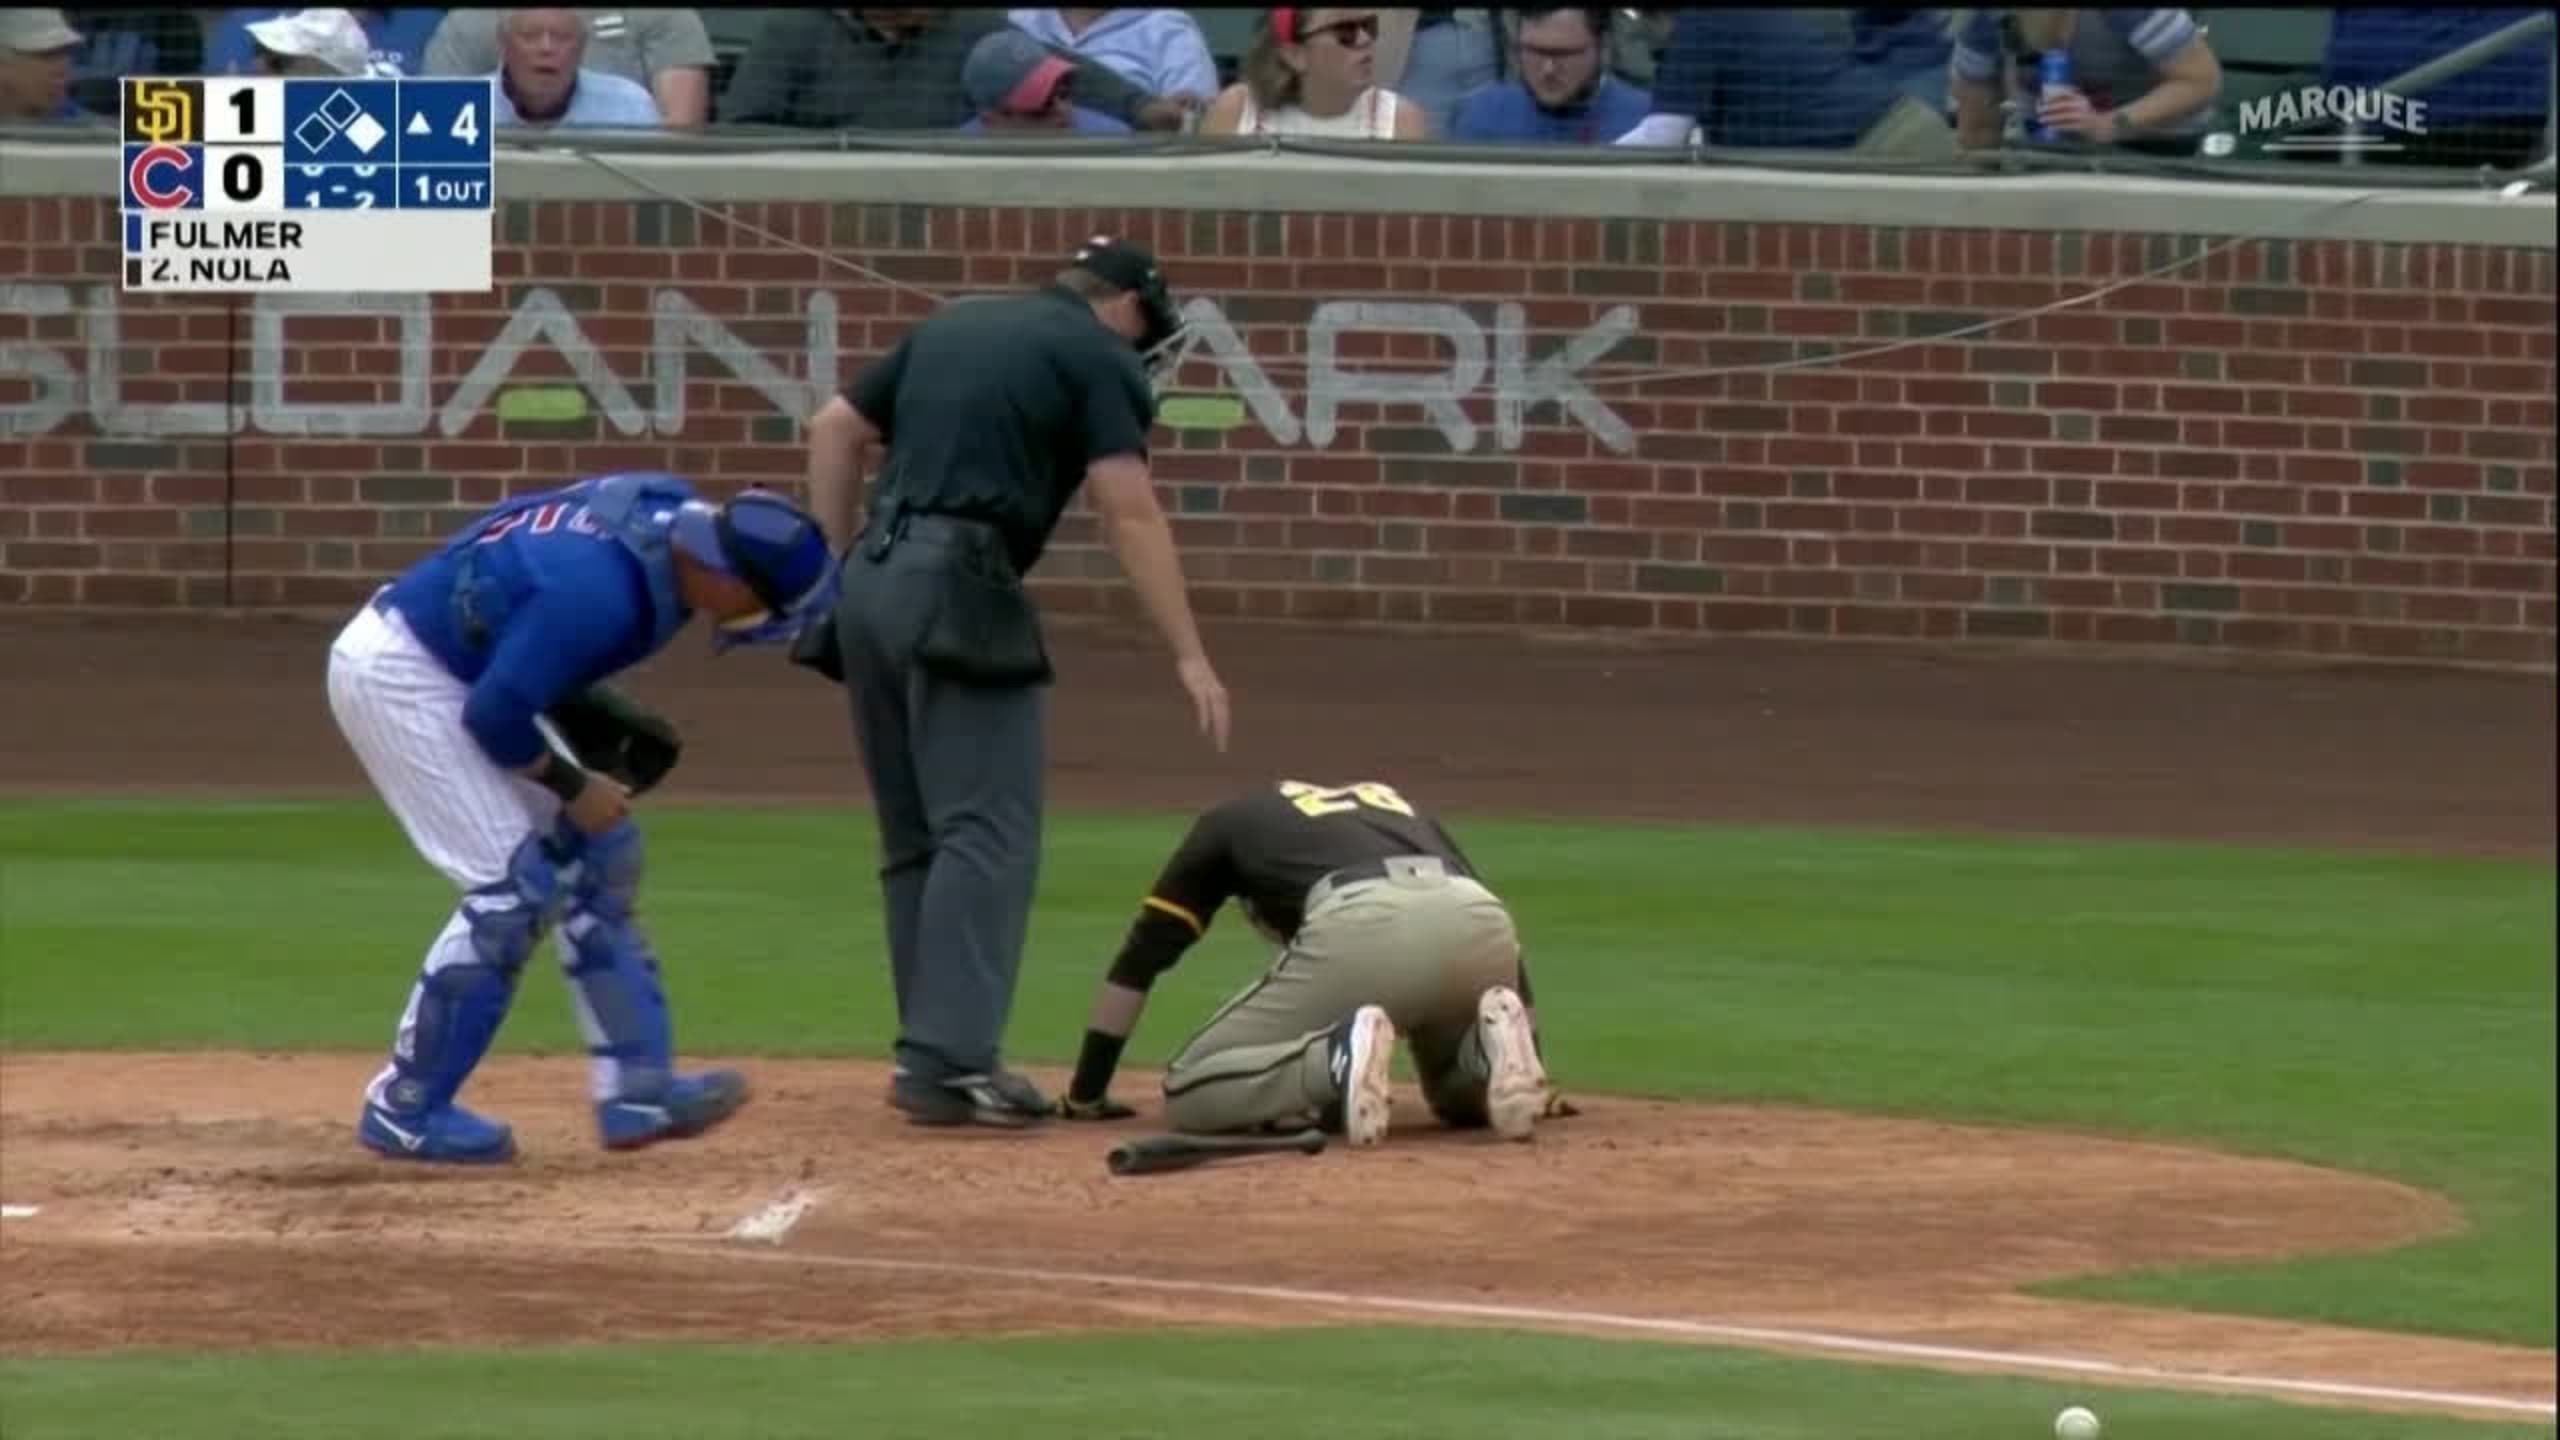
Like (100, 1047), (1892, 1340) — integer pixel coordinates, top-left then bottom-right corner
(2, 7), (2551, 169)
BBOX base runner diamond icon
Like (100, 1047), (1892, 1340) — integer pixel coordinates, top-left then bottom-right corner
(346, 113), (387, 154)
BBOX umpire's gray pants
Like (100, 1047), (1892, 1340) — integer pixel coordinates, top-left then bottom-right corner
(831, 527), (1045, 1082)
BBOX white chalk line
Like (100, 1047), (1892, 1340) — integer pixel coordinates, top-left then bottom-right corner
(635, 1233), (2554, 1421)
(0, 1204), (41, 1220)
(722, 1187), (824, 1245)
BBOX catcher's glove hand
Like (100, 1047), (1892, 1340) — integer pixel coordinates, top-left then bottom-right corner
(1057, 1094), (1138, 1121)
(545, 684), (683, 796)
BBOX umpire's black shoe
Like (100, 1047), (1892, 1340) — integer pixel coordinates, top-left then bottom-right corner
(893, 1068), (1054, 1129)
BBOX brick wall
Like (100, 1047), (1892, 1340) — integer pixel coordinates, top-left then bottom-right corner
(3, 195), (2553, 667)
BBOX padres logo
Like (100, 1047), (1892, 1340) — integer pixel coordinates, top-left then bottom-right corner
(123, 79), (198, 144)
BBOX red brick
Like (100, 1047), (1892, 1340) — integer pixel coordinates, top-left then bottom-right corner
(2285, 522), (2362, 551)
(3, 200), (2543, 665)
(1561, 595), (1652, 627)
(83, 573), (181, 605)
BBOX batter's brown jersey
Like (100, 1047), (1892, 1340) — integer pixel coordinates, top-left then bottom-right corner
(1105, 779), (1510, 993)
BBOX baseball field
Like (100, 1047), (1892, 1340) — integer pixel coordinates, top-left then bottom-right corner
(0, 609), (2551, 1438)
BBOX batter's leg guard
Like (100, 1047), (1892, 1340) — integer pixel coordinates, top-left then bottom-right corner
(359, 830), (565, 1165)
(555, 819), (751, 1150)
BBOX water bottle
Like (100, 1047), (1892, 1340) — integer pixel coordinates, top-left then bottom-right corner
(2031, 48), (2071, 144)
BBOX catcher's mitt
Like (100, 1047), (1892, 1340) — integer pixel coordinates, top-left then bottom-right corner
(545, 683), (683, 795)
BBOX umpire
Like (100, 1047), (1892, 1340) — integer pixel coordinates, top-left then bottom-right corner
(798, 235), (1232, 1130)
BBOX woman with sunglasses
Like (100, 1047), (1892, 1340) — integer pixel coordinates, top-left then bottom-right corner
(1199, 8), (1429, 140)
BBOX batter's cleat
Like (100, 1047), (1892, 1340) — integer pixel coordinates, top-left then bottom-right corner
(597, 1069), (752, 1151)
(892, 1068), (1053, 1129)
(359, 1101), (518, 1165)
(1476, 985), (1547, 1142)
(1327, 1005), (1398, 1147)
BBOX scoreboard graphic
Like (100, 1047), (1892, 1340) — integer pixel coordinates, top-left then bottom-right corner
(120, 76), (495, 293)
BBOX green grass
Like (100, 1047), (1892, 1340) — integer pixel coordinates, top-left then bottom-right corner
(0, 1328), (2548, 1440)
(0, 797), (2551, 1411)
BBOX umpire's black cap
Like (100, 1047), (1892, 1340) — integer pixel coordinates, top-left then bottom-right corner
(1070, 234), (1182, 357)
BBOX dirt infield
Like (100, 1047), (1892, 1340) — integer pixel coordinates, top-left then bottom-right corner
(1, 611), (2553, 1419)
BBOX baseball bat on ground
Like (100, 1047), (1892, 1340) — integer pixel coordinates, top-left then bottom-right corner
(1107, 1128), (1328, 1176)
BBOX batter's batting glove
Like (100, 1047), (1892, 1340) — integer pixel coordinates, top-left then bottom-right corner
(1057, 1094), (1138, 1121)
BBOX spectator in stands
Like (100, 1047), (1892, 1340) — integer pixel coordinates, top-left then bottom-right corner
(490, 8), (663, 127)
(1006, 8), (1216, 112)
(428, 6), (709, 126)
(1611, 9), (1959, 159)
(1199, 8), (1428, 139)
(2321, 8), (2552, 170)
(66, 10), (201, 115)
(1396, 9), (1500, 136)
(722, 10), (1188, 132)
(245, 9), (400, 77)
(0, 7), (84, 120)
(958, 25), (1131, 132)
(1448, 7), (1650, 143)
(1854, 8), (1955, 116)
(208, 7), (442, 76)
(1951, 8), (2223, 155)
(1608, 6), (1680, 90)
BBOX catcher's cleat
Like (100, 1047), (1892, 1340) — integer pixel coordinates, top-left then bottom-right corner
(598, 1069), (752, 1150)
(1476, 985), (1546, 1142)
(359, 1101), (517, 1165)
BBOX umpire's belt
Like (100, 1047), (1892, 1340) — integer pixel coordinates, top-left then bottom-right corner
(864, 510), (1009, 560)
(1306, 855), (1449, 912)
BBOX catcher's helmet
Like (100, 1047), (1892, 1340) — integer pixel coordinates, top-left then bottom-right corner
(668, 490), (836, 651)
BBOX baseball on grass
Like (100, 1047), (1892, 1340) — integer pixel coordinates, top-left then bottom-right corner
(2054, 1404), (2102, 1440)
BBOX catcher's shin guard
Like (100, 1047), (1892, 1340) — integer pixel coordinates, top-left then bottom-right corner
(372, 830), (565, 1120)
(557, 819), (677, 1104)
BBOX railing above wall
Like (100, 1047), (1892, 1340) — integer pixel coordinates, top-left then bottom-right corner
(2, 137), (2552, 250)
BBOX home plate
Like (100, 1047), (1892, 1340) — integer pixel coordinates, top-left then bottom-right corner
(2, 1205), (41, 1220)
(724, 1188), (823, 1244)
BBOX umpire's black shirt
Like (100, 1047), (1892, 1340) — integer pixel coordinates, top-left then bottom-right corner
(844, 283), (1157, 575)
(1105, 781), (1504, 991)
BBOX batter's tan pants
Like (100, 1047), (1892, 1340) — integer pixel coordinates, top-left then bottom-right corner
(1160, 856), (1522, 1135)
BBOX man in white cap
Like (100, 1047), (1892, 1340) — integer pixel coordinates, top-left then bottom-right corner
(246, 8), (397, 78)
(0, 8), (86, 122)
(207, 7), (443, 78)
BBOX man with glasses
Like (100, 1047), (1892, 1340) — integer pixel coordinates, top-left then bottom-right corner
(1448, 6), (1652, 142)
